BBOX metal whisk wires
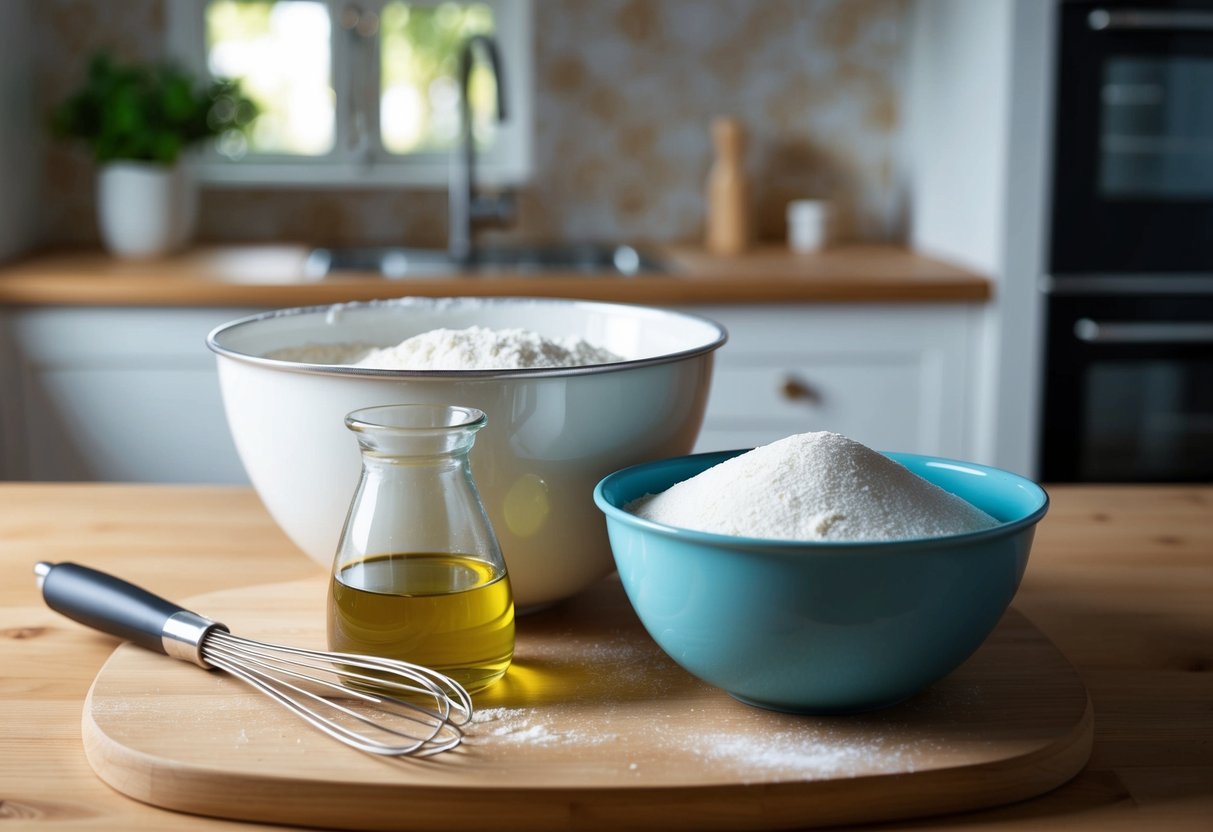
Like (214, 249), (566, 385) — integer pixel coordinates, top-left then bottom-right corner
(202, 629), (472, 757)
(35, 561), (473, 759)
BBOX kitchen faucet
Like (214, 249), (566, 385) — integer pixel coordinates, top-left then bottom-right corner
(448, 34), (514, 263)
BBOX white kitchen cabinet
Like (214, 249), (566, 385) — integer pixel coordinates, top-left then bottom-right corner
(0, 302), (982, 483)
(2, 307), (259, 483)
(686, 304), (981, 459)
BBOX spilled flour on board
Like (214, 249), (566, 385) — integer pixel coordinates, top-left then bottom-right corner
(469, 704), (926, 781)
(472, 707), (619, 747)
(688, 730), (916, 780)
(463, 607), (931, 781)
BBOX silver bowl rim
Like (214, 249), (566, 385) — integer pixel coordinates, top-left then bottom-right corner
(206, 296), (728, 379)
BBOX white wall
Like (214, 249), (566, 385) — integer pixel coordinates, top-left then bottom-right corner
(906, 0), (1013, 276)
(906, 0), (1055, 477)
(0, 1), (40, 480)
(0, 0), (39, 261)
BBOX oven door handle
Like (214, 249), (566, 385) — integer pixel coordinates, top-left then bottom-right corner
(1089, 8), (1213, 31)
(1074, 318), (1213, 344)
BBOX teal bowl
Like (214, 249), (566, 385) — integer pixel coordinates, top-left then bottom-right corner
(593, 450), (1049, 713)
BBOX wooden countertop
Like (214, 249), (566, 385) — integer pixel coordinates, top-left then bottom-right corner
(0, 244), (991, 307)
(1, 483), (1209, 830)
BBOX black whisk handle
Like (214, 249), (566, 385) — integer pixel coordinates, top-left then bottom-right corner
(34, 561), (222, 666)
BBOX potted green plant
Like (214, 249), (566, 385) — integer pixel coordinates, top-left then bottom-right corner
(52, 53), (256, 259)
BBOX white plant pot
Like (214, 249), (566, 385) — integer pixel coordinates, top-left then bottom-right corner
(96, 161), (196, 259)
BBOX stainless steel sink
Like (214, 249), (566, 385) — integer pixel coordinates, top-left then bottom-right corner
(304, 244), (667, 279)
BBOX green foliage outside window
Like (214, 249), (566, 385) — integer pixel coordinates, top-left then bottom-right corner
(202, 0), (497, 157)
(380, 1), (495, 153)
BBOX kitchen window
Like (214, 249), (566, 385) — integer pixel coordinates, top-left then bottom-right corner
(166, 0), (533, 187)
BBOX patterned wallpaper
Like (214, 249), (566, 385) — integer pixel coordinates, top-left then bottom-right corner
(35, 0), (909, 248)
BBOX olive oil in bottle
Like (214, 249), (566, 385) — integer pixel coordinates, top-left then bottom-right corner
(329, 552), (515, 693)
(330, 404), (514, 695)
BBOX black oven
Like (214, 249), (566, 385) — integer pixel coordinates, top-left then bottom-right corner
(1052, 0), (1213, 271)
(1041, 1), (1213, 482)
(1041, 291), (1213, 481)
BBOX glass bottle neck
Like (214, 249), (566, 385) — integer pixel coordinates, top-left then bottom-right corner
(344, 404), (486, 461)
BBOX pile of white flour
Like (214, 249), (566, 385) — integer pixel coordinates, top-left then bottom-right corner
(268, 325), (622, 370)
(629, 431), (998, 542)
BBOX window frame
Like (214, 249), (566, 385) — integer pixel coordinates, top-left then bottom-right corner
(166, 0), (533, 188)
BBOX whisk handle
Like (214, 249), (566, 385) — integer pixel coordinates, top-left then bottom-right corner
(35, 561), (224, 667)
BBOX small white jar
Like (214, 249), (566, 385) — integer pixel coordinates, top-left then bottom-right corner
(786, 199), (830, 253)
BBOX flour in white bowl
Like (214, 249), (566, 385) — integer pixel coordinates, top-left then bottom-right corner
(628, 431), (998, 542)
(354, 326), (622, 370)
(267, 325), (622, 370)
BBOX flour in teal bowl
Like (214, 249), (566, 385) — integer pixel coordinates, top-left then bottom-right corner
(627, 432), (998, 542)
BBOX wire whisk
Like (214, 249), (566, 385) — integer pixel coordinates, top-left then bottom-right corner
(35, 561), (472, 758)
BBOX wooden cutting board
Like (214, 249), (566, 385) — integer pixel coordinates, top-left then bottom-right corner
(82, 576), (1093, 832)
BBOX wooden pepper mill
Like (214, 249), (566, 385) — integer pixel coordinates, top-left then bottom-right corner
(705, 116), (750, 256)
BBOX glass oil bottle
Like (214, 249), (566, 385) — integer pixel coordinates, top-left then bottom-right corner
(328, 404), (514, 694)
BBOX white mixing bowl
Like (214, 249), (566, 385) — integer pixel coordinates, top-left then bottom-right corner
(207, 297), (726, 609)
